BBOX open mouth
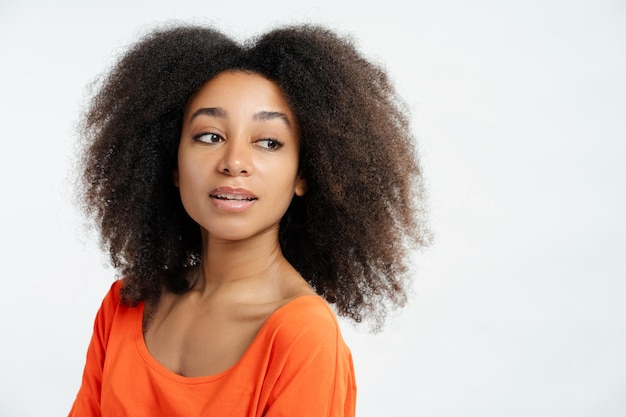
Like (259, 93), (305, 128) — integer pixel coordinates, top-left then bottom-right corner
(211, 193), (257, 201)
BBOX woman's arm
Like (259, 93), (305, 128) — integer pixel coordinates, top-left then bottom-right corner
(68, 281), (120, 417)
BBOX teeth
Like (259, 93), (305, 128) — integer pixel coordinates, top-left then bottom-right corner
(214, 193), (255, 201)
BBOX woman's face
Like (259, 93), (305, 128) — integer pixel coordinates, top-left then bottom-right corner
(176, 71), (306, 243)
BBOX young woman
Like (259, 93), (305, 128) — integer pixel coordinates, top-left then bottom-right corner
(69, 24), (428, 417)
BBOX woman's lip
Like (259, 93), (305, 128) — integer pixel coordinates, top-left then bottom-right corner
(209, 187), (257, 200)
(209, 187), (257, 212)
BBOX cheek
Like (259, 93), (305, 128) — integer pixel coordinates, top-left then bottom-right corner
(266, 158), (299, 191)
(178, 163), (205, 195)
(177, 144), (207, 186)
(176, 152), (206, 212)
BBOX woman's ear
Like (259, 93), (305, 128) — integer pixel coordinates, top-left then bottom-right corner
(294, 173), (306, 197)
(172, 168), (179, 188)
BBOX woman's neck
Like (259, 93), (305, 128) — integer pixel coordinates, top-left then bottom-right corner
(193, 228), (293, 301)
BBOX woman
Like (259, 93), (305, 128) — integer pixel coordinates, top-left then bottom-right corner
(69, 23), (428, 416)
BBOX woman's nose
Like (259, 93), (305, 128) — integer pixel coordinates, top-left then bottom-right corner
(218, 138), (252, 176)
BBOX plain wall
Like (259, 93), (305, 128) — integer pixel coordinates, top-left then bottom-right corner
(0, 0), (624, 415)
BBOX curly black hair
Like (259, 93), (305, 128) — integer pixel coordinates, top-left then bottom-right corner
(78, 23), (429, 328)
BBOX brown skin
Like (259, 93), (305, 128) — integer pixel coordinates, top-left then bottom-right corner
(144, 71), (314, 377)
(144, 264), (313, 377)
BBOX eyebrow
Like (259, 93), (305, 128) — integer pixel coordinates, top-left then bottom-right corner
(189, 107), (227, 121)
(189, 107), (292, 128)
(253, 111), (292, 127)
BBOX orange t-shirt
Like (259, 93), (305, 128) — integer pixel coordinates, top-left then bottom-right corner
(69, 281), (356, 416)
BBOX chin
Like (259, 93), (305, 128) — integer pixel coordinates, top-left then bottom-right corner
(205, 224), (280, 244)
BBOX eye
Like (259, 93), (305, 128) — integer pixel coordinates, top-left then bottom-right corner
(193, 132), (224, 144)
(255, 138), (284, 151)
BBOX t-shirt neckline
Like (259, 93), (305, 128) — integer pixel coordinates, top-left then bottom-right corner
(133, 294), (323, 384)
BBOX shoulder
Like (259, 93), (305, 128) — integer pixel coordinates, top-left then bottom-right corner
(263, 295), (349, 358)
(272, 295), (339, 333)
(256, 296), (356, 415)
(93, 279), (127, 331)
(102, 279), (124, 309)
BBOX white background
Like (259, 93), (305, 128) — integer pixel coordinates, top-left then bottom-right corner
(1, 0), (624, 416)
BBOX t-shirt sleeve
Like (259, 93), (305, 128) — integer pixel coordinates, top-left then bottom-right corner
(263, 300), (357, 417)
(68, 281), (121, 417)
